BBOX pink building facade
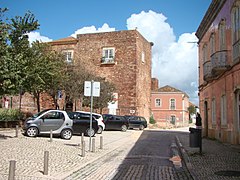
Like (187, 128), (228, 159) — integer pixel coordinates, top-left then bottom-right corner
(196, 0), (240, 144)
(151, 85), (189, 128)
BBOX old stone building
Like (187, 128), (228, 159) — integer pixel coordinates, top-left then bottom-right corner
(197, 0), (240, 144)
(49, 30), (153, 119)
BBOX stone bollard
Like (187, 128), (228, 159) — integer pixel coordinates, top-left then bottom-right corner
(82, 141), (85, 157)
(44, 151), (49, 175)
(92, 138), (95, 153)
(8, 160), (16, 180)
(81, 133), (84, 146)
(15, 125), (19, 138)
(100, 136), (103, 149)
(49, 129), (53, 142)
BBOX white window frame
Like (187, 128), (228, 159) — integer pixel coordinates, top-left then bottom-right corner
(62, 50), (73, 63)
(155, 98), (161, 107)
(211, 98), (216, 125)
(170, 98), (176, 110)
(221, 94), (227, 126)
(102, 47), (115, 63)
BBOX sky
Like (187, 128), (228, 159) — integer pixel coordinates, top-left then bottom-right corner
(1, 0), (212, 105)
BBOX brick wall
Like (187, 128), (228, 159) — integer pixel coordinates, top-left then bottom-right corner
(11, 30), (152, 121)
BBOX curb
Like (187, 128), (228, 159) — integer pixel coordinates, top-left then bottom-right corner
(175, 136), (198, 180)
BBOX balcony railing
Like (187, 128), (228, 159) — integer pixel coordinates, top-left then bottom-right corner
(203, 60), (212, 81)
(211, 50), (230, 76)
(101, 57), (115, 64)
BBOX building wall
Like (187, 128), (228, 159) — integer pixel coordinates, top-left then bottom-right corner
(151, 92), (189, 128)
(73, 30), (152, 120)
(197, 0), (240, 144)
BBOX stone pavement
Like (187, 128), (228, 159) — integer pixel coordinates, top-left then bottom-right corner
(1, 127), (240, 180)
(173, 127), (240, 180)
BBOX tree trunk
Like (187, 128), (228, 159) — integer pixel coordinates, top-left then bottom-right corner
(36, 92), (40, 112)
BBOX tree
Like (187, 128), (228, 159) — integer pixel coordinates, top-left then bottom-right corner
(62, 64), (116, 112)
(0, 8), (39, 96)
(188, 105), (196, 115)
(82, 78), (116, 113)
(25, 41), (66, 112)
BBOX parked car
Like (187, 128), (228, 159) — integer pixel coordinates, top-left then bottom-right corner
(102, 114), (129, 131)
(125, 115), (147, 130)
(68, 111), (99, 137)
(23, 109), (73, 140)
(75, 111), (105, 134)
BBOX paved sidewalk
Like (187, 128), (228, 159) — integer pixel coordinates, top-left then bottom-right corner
(176, 130), (240, 180)
(0, 128), (143, 180)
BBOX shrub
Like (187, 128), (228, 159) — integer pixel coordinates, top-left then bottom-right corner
(149, 115), (156, 124)
(0, 109), (23, 121)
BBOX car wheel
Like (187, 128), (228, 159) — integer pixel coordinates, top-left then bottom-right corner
(121, 125), (127, 132)
(97, 126), (103, 134)
(139, 125), (144, 130)
(86, 128), (96, 137)
(26, 127), (38, 137)
(61, 129), (72, 140)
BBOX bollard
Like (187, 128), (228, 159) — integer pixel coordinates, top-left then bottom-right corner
(50, 129), (53, 142)
(81, 133), (84, 145)
(15, 125), (19, 138)
(8, 160), (16, 180)
(92, 138), (95, 153)
(82, 141), (85, 157)
(100, 136), (103, 149)
(44, 151), (49, 175)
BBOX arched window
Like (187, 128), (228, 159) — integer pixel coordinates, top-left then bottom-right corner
(202, 43), (208, 63)
(219, 19), (226, 50)
(209, 33), (215, 55)
(231, 1), (240, 44)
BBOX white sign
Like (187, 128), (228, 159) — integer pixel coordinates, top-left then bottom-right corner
(84, 81), (100, 97)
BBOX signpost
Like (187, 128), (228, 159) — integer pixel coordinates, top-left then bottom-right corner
(84, 80), (100, 151)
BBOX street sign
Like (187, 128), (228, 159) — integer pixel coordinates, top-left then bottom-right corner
(84, 80), (100, 151)
(84, 81), (100, 97)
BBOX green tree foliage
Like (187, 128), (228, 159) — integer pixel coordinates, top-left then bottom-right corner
(82, 78), (116, 113)
(26, 41), (66, 112)
(0, 8), (40, 95)
(63, 65), (115, 112)
(149, 114), (156, 124)
(188, 105), (196, 115)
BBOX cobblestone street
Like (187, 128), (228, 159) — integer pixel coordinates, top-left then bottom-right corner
(0, 128), (192, 180)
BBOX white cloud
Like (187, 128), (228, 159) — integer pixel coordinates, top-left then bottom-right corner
(126, 10), (199, 105)
(27, 31), (53, 44)
(71, 23), (115, 38)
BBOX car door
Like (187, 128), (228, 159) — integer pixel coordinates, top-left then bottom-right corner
(129, 116), (139, 128)
(114, 116), (125, 129)
(39, 111), (65, 132)
(104, 115), (113, 129)
(72, 112), (89, 134)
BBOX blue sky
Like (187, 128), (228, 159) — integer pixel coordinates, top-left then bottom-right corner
(1, 0), (212, 105)
(2, 0), (211, 40)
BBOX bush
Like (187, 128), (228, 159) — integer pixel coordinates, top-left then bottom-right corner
(149, 115), (156, 124)
(0, 109), (23, 121)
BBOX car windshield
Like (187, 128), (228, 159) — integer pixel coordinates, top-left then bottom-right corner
(31, 109), (52, 118)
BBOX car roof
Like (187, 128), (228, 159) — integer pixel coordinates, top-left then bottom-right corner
(76, 111), (102, 116)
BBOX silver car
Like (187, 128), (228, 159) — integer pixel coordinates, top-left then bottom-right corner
(23, 109), (73, 140)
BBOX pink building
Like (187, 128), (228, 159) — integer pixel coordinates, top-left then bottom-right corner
(151, 85), (189, 128)
(196, 0), (240, 144)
